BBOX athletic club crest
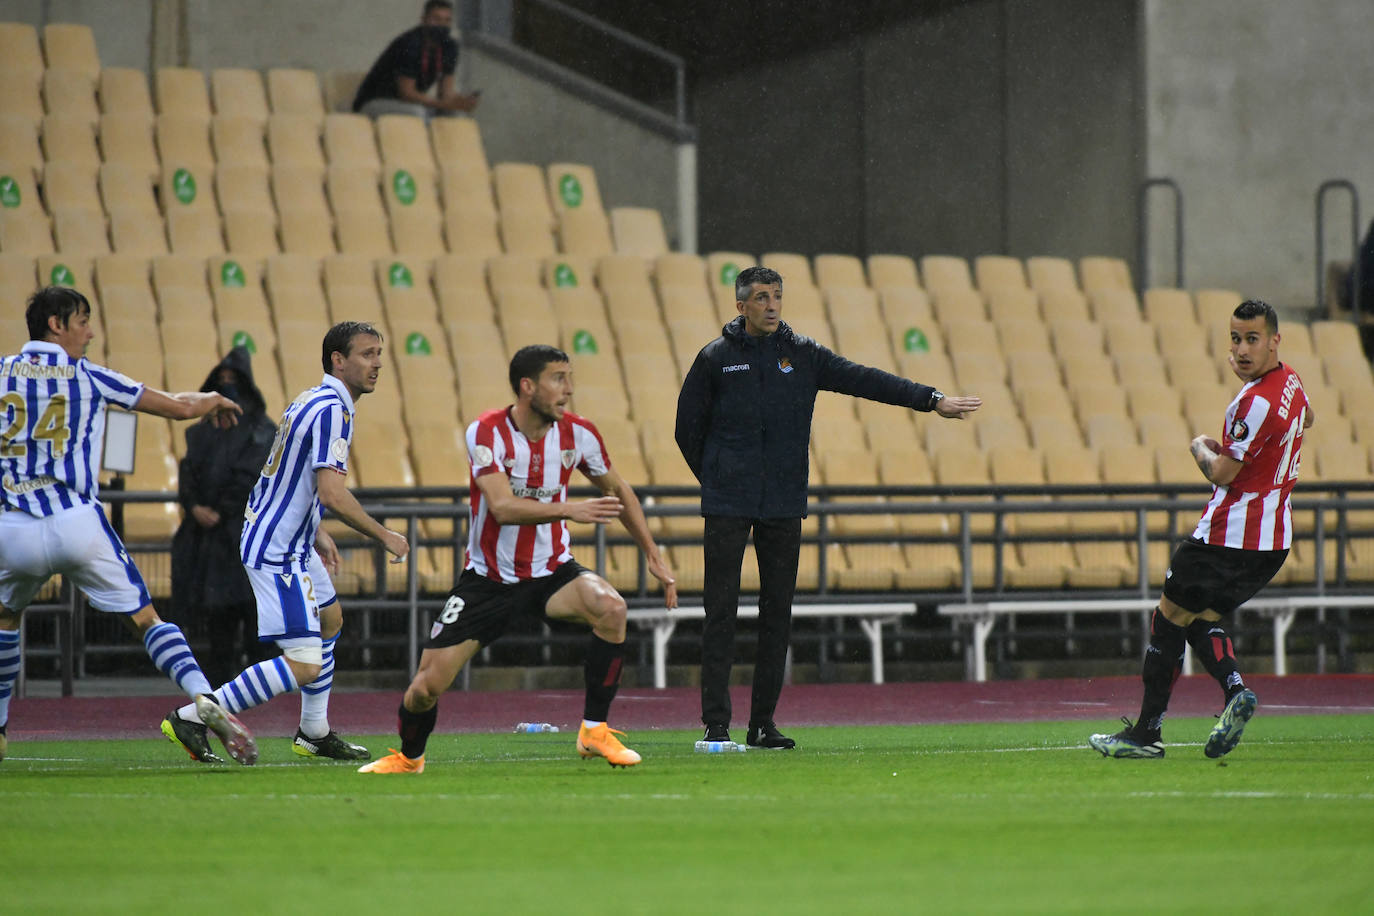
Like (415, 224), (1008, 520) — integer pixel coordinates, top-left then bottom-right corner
(1229, 417), (1249, 441)
(561, 449), (577, 469)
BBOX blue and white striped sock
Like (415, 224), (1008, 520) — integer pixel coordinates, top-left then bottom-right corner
(298, 633), (337, 739)
(143, 622), (213, 698)
(0, 630), (20, 729)
(213, 657), (299, 716)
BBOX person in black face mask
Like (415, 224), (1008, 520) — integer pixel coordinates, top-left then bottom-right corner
(352, 0), (480, 121)
(170, 346), (278, 688)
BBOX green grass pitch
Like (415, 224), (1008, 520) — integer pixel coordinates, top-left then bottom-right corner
(5, 715), (1371, 914)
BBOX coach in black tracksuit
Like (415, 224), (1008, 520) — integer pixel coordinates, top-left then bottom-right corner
(675, 266), (981, 749)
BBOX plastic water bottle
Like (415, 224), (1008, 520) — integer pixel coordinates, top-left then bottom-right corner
(694, 739), (747, 753)
(514, 722), (560, 733)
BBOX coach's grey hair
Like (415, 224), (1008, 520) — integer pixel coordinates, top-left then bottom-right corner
(735, 266), (783, 304)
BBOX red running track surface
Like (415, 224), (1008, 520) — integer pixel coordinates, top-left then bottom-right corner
(9, 674), (1373, 741)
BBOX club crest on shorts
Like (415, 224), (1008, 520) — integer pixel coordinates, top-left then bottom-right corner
(1229, 417), (1249, 441)
(561, 449), (577, 469)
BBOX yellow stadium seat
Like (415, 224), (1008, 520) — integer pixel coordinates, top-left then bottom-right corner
(267, 69), (326, 122)
(322, 113), (380, 173)
(42, 67), (100, 127)
(1142, 287), (1195, 325)
(1088, 287), (1141, 323)
(866, 253), (920, 290)
(0, 69), (43, 127)
(610, 207), (668, 258)
(43, 23), (100, 79)
(1038, 286), (1090, 322)
(546, 162), (605, 216)
(98, 115), (160, 181)
(374, 114), (436, 175)
(98, 68), (154, 123)
(920, 255), (975, 300)
(973, 254), (1027, 293)
(813, 253), (866, 290)
(1078, 255), (1132, 292)
(41, 113), (100, 168)
(166, 209), (224, 256)
(430, 117), (488, 171)
(211, 115), (269, 169)
(266, 114), (325, 172)
(759, 251), (814, 287)
(1025, 255), (1077, 292)
(278, 209), (336, 257)
(323, 70), (366, 116)
(210, 68), (269, 123)
(558, 207), (614, 256)
(52, 207), (111, 255)
(155, 67), (211, 121)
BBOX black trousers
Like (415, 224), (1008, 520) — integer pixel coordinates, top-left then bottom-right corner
(700, 515), (803, 728)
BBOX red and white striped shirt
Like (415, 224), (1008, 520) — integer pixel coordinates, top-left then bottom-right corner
(1192, 363), (1309, 550)
(464, 407), (611, 582)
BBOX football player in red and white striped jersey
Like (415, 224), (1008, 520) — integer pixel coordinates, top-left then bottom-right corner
(1091, 299), (1313, 760)
(361, 345), (676, 773)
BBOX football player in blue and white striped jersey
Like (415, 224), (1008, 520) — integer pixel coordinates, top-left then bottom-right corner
(163, 321), (408, 762)
(0, 287), (256, 765)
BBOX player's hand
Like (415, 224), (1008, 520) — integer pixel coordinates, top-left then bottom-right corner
(314, 528), (342, 576)
(935, 395), (982, 419)
(205, 393), (242, 429)
(1192, 434), (1223, 455)
(647, 552), (678, 609)
(191, 505), (221, 528)
(380, 528), (409, 564)
(566, 496), (624, 524)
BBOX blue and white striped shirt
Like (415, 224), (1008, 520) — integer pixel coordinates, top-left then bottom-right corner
(241, 374), (354, 570)
(0, 341), (145, 516)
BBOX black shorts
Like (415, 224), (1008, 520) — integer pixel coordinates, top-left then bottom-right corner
(1161, 538), (1288, 616)
(426, 560), (592, 649)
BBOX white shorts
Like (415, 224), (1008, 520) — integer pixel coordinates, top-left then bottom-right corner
(244, 549), (338, 646)
(0, 503), (152, 613)
(247, 561), (322, 643)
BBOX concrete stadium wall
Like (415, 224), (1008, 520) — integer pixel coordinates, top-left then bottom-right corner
(693, 0), (1141, 270)
(1143, 0), (1374, 309)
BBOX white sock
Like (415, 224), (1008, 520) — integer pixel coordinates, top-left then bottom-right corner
(298, 633), (337, 739)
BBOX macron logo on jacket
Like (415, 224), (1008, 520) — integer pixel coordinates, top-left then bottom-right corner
(722, 364), (750, 373)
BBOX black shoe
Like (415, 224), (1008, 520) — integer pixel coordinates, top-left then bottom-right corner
(747, 723), (796, 749)
(703, 724), (731, 742)
(292, 728), (371, 761)
(160, 710), (225, 763)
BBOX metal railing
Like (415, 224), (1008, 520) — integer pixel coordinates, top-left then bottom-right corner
(1137, 177), (1184, 293)
(1315, 179), (1360, 315)
(17, 481), (1374, 695)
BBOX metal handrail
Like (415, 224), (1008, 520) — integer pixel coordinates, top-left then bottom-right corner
(501, 0), (688, 126)
(1137, 177), (1184, 293)
(1315, 179), (1360, 316)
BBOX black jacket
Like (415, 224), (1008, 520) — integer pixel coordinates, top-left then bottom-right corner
(675, 317), (939, 519)
(170, 347), (277, 616)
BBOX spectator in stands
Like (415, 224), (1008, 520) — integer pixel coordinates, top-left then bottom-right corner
(352, 0), (480, 121)
(161, 322), (408, 765)
(170, 346), (276, 688)
(359, 345), (677, 774)
(674, 266), (981, 750)
(0, 287), (253, 765)
(1090, 298), (1313, 761)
